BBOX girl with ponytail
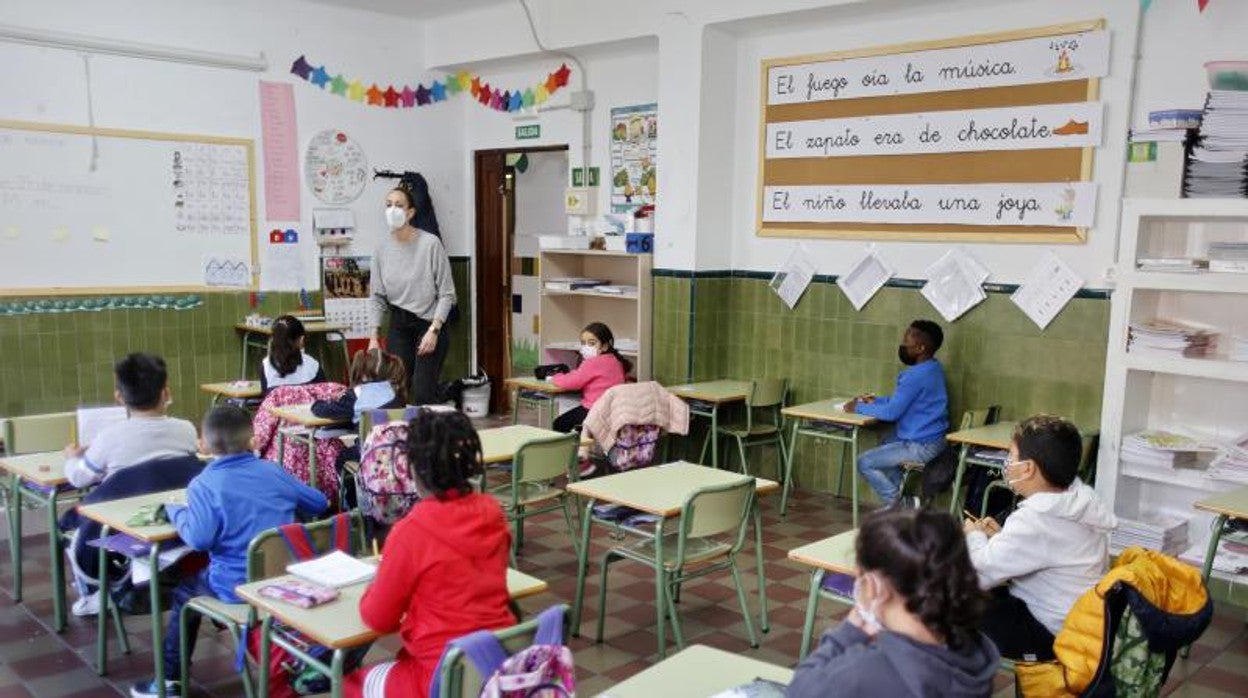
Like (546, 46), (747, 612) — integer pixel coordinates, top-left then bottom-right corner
(260, 315), (325, 396)
(788, 509), (999, 697)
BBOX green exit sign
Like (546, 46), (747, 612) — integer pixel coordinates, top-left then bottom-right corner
(515, 124), (541, 140)
(571, 167), (600, 187)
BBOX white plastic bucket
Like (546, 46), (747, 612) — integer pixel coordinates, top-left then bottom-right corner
(462, 381), (491, 417)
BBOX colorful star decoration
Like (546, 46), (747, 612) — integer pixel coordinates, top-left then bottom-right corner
(290, 56), (572, 112)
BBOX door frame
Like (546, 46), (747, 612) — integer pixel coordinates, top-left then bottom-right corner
(473, 144), (569, 415)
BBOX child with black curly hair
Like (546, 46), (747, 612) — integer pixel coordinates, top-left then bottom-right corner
(788, 508), (999, 697)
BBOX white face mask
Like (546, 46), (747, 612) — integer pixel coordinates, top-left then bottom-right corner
(385, 206), (407, 231)
(852, 573), (883, 634)
(1004, 459), (1028, 490)
(579, 345), (599, 360)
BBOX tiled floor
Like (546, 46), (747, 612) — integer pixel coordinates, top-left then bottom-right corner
(2, 420), (1246, 696)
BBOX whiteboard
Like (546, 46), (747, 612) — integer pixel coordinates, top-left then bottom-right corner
(0, 120), (257, 295)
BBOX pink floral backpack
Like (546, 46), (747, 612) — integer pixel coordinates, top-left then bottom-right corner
(431, 605), (575, 697)
(253, 382), (350, 504)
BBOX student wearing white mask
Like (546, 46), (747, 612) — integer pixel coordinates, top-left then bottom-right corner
(963, 415), (1116, 662)
(549, 322), (630, 432)
(788, 508), (999, 697)
(368, 182), (456, 405)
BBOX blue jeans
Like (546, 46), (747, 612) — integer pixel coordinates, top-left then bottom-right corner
(857, 436), (946, 505)
(162, 569), (218, 673)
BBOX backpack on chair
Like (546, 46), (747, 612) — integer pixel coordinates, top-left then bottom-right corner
(435, 605), (576, 698)
(355, 408), (424, 527)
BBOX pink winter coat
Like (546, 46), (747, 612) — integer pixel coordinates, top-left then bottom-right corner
(253, 382), (350, 504)
(582, 381), (690, 451)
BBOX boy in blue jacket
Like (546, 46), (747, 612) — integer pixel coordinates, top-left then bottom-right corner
(131, 405), (328, 698)
(845, 320), (950, 507)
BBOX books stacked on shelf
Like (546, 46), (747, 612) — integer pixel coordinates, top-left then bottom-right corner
(1127, 319), (1219, 358)
(1121, 430), (1220, 469)
(1208, 242), (1248, 273)
(1180, 532), (1248, 577)
(1111, 513), (1189, 556)
(1209, 432), (1248, 484)
(544, 278), (609, 291)
(615, 338), (640, 353)
(1183, 91), (1248, 198)
(593, 285), (639, 295)
(1136, 257), (1208, 273)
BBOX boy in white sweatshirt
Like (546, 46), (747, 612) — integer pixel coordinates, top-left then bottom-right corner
(963, 415), (1116, 662)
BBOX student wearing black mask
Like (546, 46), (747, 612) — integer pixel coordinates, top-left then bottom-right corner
(844, 320), (950, 507)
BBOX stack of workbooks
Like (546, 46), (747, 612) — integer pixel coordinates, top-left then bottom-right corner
(1120, 430), (1218, 469)
(1230, 336), (1248, 362)
(1180, 533), (1248, 577)
(1127, 319), (1219, 358)
(1184, 90), (1248, 198)
(544, 278), (608, 291)
(1111, 513), (1189, 556)
(1209, 432), (1248, 484)
(1136, 257), (1208, 273)
(1209, 242), (1248, 273)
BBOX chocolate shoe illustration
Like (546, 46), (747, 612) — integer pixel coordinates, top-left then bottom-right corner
(1053, 119), (1089, 135)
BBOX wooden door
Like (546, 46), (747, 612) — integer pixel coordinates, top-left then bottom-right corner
(474, 151), (510, 414)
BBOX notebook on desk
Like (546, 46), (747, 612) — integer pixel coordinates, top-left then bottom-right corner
(287, 550), (376, 588)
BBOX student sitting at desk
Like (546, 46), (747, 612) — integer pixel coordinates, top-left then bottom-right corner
(131, 405), (328, 698)
(550, 322), (629, 433)
(63, 352), (198, 489)
(788, 508), (999, 697)
(844, 320), (949, 508)
(259, 314), (325, 396)
(963, 415), (1116, 662)
(312, 348), (408, 424)
(345, 410), (514, 698)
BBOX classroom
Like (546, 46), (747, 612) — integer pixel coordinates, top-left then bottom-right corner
(1, 0), (1246, 696)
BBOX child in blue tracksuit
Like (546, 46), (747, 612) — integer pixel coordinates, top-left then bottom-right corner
(845, 320), (950, 507)
(130, 405), (329, 698)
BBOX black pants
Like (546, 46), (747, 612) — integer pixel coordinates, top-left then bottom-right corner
(982, 586), (1057, 661)
(387, 305), (449, 405)
(553, 405), (588, 433)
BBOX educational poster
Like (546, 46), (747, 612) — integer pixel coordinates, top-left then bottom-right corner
(304, 130), (368, 205)
(202, 255), (251, 287)
(610, 103), (657, 214)
(173, 143), (250, 236)
(322, 255), (372, 339)
(259, 81), (301, 220)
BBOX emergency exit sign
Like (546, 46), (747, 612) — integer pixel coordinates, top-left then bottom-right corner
(515, 124), (541, 140)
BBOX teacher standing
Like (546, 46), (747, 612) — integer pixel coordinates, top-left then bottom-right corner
(369, 180), (456, 405)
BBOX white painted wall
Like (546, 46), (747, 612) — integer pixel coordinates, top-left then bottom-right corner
(514, 150), (569, 242)
(0, 0), (470, 292)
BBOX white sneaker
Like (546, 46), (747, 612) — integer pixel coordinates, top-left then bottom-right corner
(72, 591), (100, 617)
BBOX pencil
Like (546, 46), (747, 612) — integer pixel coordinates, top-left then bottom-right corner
(962, 509), (980, 522)
(372, 539), (380, 558)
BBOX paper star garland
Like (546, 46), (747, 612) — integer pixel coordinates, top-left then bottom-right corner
(1198, 0), (1210, 11)
(289, 55), (571, 112)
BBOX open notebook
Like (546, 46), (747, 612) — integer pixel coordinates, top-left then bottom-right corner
(286, 550), (377, 588)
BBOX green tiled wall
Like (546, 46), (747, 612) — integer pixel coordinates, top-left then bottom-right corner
(653, 272), (1110, 493)
(0, 258), (473, 423)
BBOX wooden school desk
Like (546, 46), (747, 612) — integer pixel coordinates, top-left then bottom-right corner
(594, 644), (793, 697)
(1193, 485), (1248, 596)
(237, 566), (548, 698)
(234, 322), (348, 380)
(265, 404), (350, 488)
(78, 489), (187, 698)
(945, 421), (1016, 515)
(566, 461), (779, 659)
(478, 424), (591, 465)
(503, 376), (576, 428)
(666, 380), (751, 469)
(781, 399), (877, 526)
(0, 450), (83, 632)
(788, 529), (858, 659)
(199, 380), (262, 406)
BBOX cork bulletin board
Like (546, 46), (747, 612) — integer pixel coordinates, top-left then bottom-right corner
(757, 20), (1108, 243)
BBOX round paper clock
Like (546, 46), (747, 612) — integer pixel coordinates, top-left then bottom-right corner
(304, 129), (368, 204)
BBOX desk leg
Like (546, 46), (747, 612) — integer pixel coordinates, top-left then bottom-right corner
(331, 649), (345, 698)
(511, 387), (520, 425)
(851, 427), (861, 530)
(653, 518), (666, 660)
(258, 615), (273, 696)
(150, 544), (166, 698)
(238, 330), (251, 380)
(781, 419), (800, 517)
(96, 525), (111, 674)
(800, 569), (826, 660)
(8, 474), (21, 602)
(1183, 514), (1229, 659)
(948, 444), (970, 515)
(710, 405), (720, 470)
(276, 429), (286, 470)
(754, 503), (769, 634)
(307, 433), (319, 490)
(48, 490), (65, 632)
(570, 498), (597, 635)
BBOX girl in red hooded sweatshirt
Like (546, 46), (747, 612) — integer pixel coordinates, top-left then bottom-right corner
(345, 410), (514, 698)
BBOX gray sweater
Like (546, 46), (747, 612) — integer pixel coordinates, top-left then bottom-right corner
(787, 622), (999, 698)
(370, 230), (456, 327)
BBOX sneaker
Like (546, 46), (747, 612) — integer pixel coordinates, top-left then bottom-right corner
(130, 679), (181, 698)
(72, 591), (100, 617)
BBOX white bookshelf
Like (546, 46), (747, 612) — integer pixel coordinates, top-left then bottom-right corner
(538, 249), (652, 380)
(1098, 198), (1248, 578)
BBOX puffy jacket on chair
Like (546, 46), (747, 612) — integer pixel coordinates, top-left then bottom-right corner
(582, 381), (689, 452)
(1015, 547), (1212, 697)
(253, 382), (350, 504)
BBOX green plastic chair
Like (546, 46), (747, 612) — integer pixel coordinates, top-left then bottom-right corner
(434, 604), (571, 698)
(487, 433), (580, 565)
(702, 379), (788, 476)
(898, 406), (999, 503)
(595, 478), (759, 658)
(3, 411), (76, 455)
(178, 510), (367, 698)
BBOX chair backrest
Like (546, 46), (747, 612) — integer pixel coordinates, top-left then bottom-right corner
(743, 378), (787, 431)
(436, 604), (572, 698)
(1079, 433), (1100, 486)
(247, 509), (367, 581)
(678, 478), (756, 559)
(3, 411), (75, 455)
(959, 404), (1000, 431)
(513, 432), (579, 486)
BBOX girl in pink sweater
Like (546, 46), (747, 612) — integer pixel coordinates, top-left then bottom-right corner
(551, 322), (629, 432)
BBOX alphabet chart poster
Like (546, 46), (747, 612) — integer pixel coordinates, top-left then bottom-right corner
(757, 20), (1108, 242)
